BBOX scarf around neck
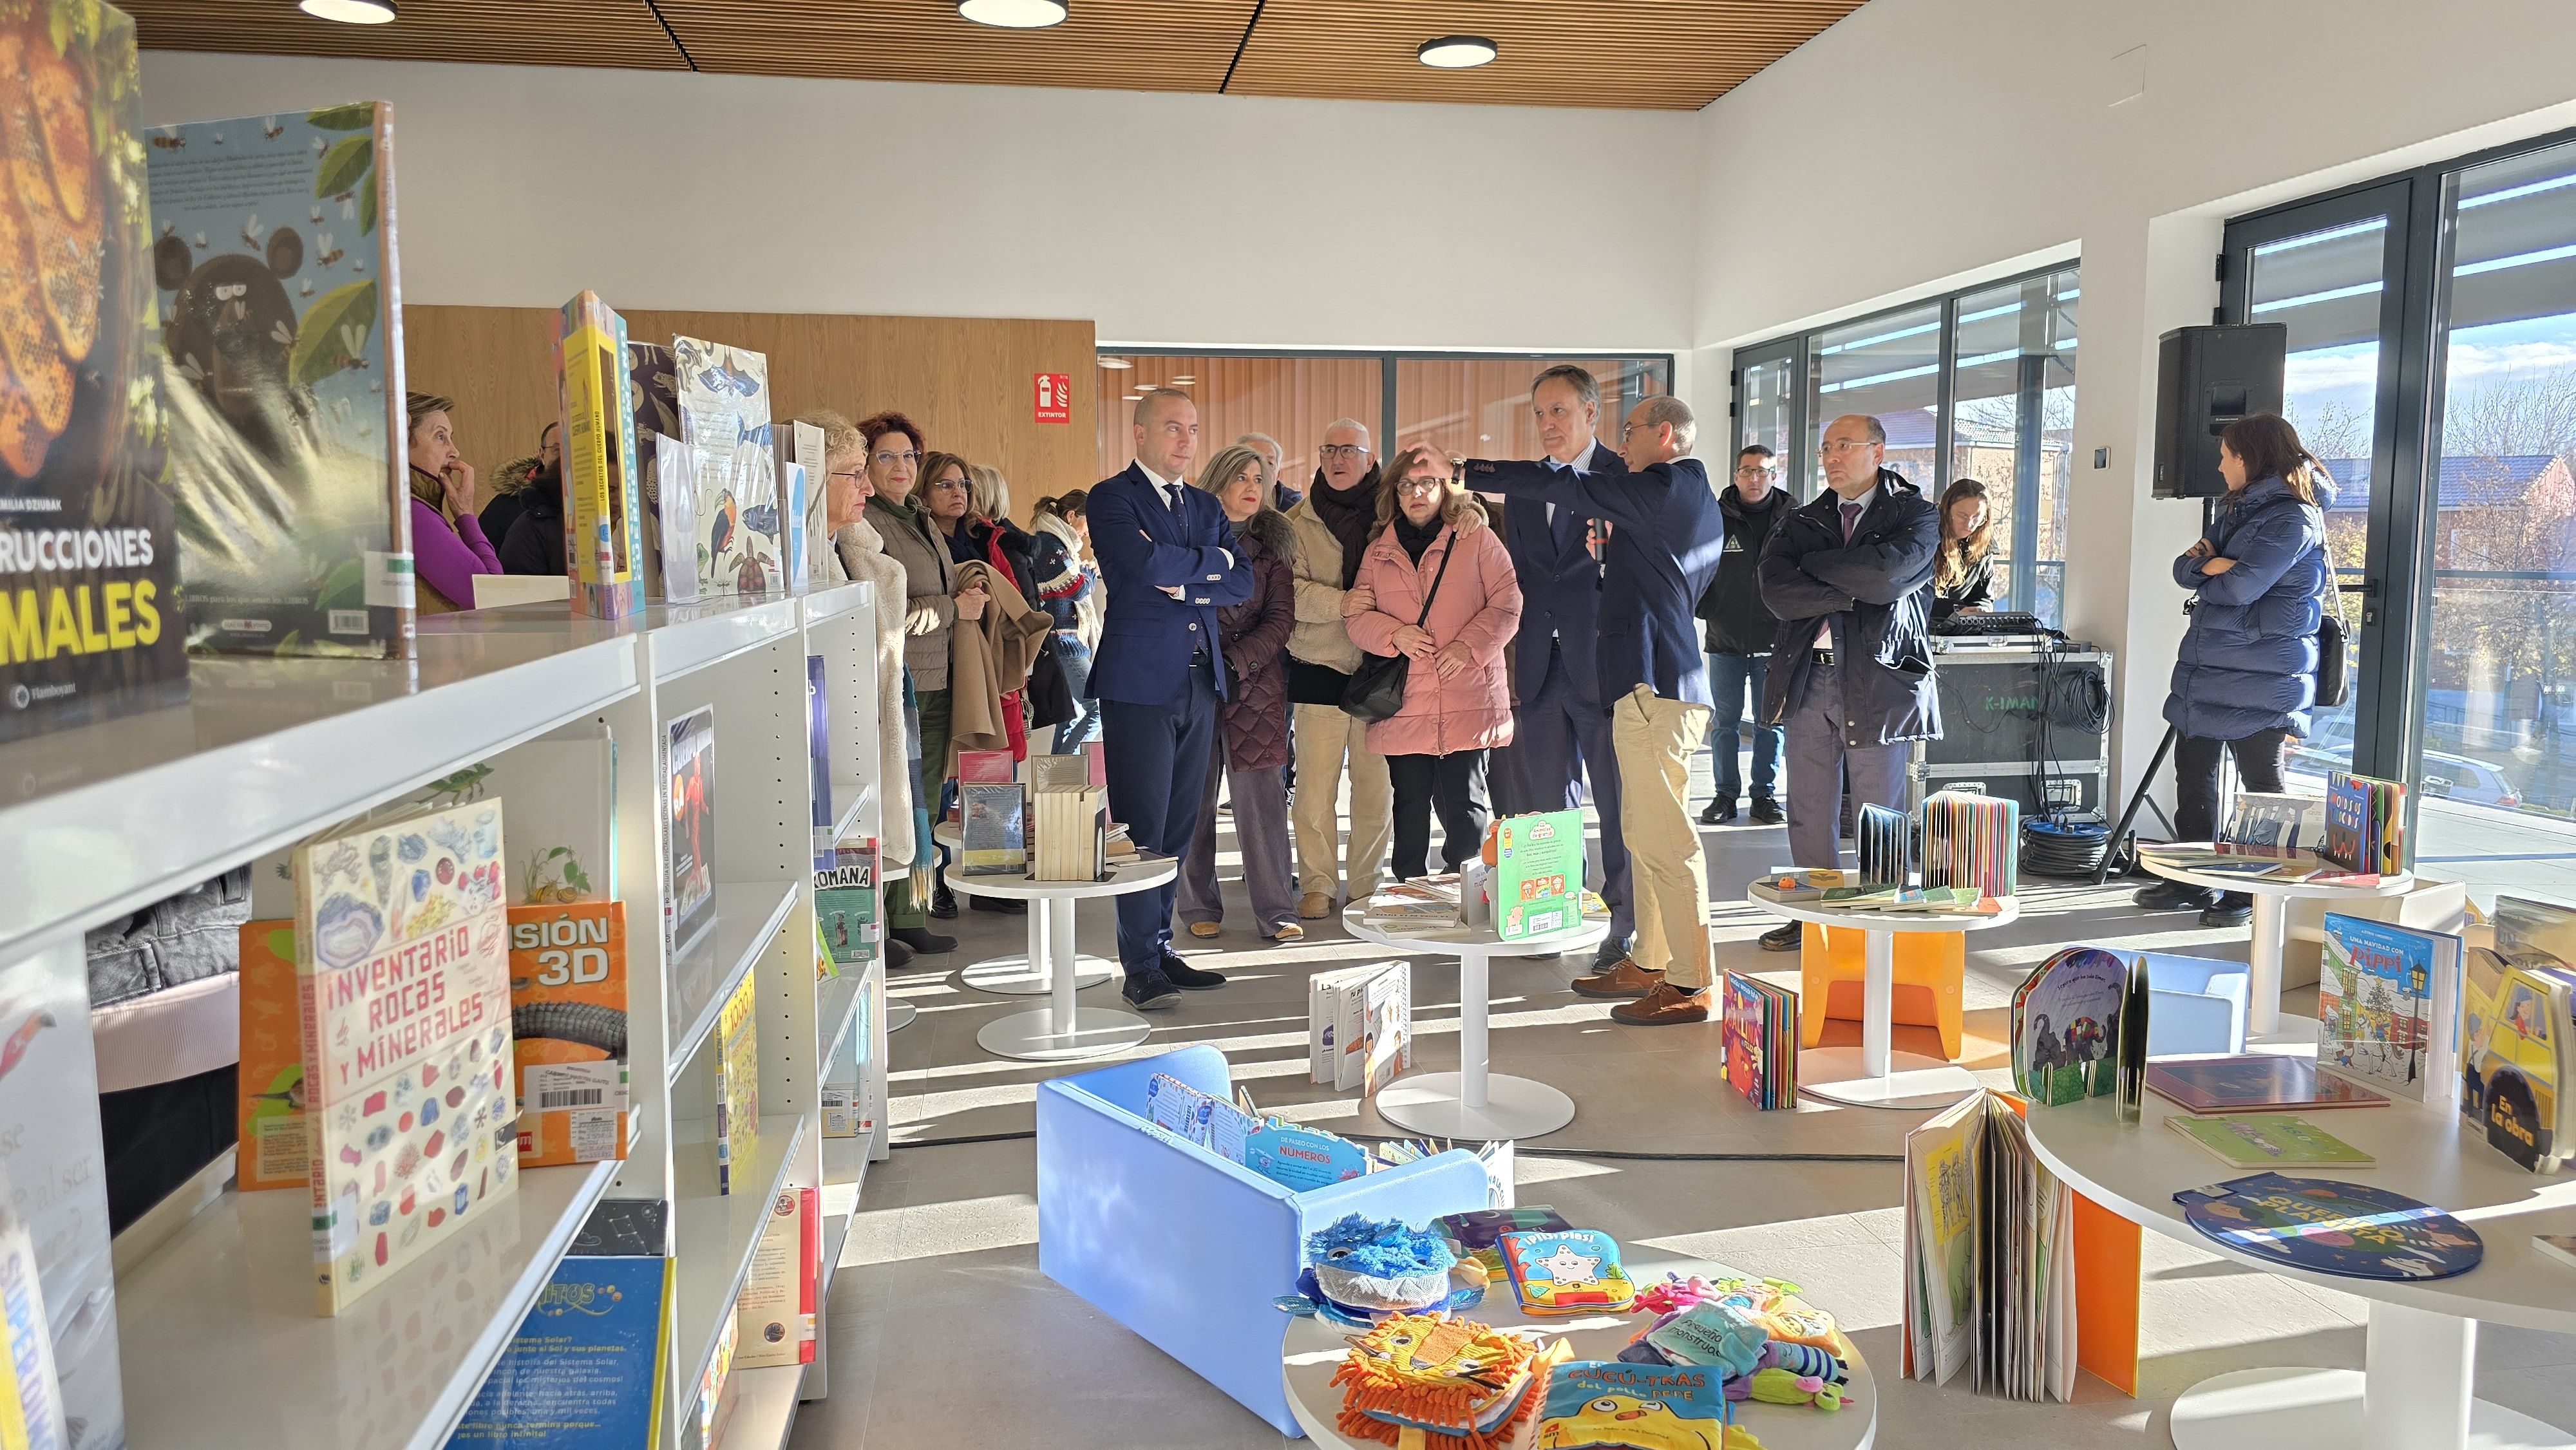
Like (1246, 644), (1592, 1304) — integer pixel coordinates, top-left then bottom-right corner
(1308, 464), (1381, 588)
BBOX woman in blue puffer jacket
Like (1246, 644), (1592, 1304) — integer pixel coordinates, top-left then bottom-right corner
(2139, 413), (2334, 926)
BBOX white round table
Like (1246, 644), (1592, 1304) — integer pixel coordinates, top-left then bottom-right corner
(1279, 1251), (1878, 1450)
(1745, 892), (2021, 1111)
(2138, 846), (2412, 1037)
(1341, 905), (1607, 1140)
(934, 820), (1119, 995)
(2024, 1087), (2576, 1450)
(943, 853), (1178, 1062)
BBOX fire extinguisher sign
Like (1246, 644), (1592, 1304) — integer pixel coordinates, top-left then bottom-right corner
(1034, 372), (1071, 424)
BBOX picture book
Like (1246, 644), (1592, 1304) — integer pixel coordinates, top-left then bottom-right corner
(0, 1192), (66, 1450)
(2226, 792), (2327, 849)
(1357, 961), (1412, 1095)
(2145, 1055), (2391, 1113)
(1241, 1122), (1370, 1191)
(1435, 1207), (1571, 1257)
(958, 780), (1025, 874)
(290, 800), (517, 1315)
(2318, 912), (2461, 1104)
(0, 0), (187, 744)
(2458, 954), (2571, 1172)
(671, 334), (779, 596)
(1906, 1089), (1985, 1385)
(509, 901), (630, 1167)
(956, 748), (1014, 784)
(734, 1185), (817, 1370)
(235, 919), (308, 1191)
(2322, 770), (2405, 875)
(627, 341), (677, 590)
(555, 291), (645, 618)
(815, 843), (880, 975)
(2166, 1113), (2374, 1169)
(1143, 1071), (1256, 1163)
(652, 433), (699, 605)
(2174, 1174), (2481, 1281)
(1307, 961), (1408, 1090)
(1749, 867), (1844, 904)
(1721, 971), (1797, 1109)
(1533, 1361), (1725, 1446)
(2535, 1234), (2576, 1274)
(152, 101), (412, 652)
(2493, 895), (2576, 971)
(1493, 809), (1583, 940)
(713, 965), (759, 1194)
(1336, 1313), (1546, 1447)
(1901, 1090), (2080, 1401)
(1857, 802), (1910, 887)
(1921, 789), (2018, 898)
(695, 1292), (738, 1450)
(451, 1199), (670, 1448)
(777, 418), (824, 590)
(1497, 1228), (1636, 1315)
(2011, 946), (2131, 1106)
(665, 706), (717, 959)
(808, 654), (832, 858)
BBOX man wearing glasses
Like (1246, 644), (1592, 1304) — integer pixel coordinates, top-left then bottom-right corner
(1694, 445), (1792, 826)
(1755, 414), (1943, 953)
(1443, 395), (1728, 1026)
(1282, 419), (1394, 919)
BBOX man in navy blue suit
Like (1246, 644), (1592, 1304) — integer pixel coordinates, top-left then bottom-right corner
(1493, 364), (1634, 972)
(1089, 390), (1255, 1009)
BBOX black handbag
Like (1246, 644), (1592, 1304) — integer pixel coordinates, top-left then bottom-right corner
(2316, 570), (2353, 710)
(1341, 532), (1457, 724)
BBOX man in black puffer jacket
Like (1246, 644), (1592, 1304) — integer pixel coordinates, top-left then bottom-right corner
(1694, 444), (1792, 825)
(1757, 415), (1942, 951)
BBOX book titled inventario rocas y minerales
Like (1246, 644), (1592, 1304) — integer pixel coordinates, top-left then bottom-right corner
(292, 799), (518, 1315)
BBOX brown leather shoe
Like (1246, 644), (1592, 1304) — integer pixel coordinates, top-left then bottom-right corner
(1611, 981), (1712, 1026)
(1298, 892), (1334, 920)
(1571, 957), (1663, 999)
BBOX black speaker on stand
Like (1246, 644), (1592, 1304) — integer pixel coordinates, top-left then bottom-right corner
(2152, 323), (2287, 498)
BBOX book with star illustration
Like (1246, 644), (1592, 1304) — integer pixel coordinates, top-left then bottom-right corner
(1495, 1227), (1635, 1315)
(290, 800), (519, 1314)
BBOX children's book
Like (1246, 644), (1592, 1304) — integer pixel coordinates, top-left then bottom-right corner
(509, 901), (630, 1167)
(1749, 867), (1844, 904)
(451, 1199), (670, 1448)
(713, 966), (759, 1194)
(2317, 912), (2461, 1105)
(1721, 972), (1798, 1109)
(1492, 809), (1584, 939)
(1497, 1228), (1636, 1315)
(2492, 896), (2576, 971)
(292, 800), (518, 1314)
(808, 655), (833, 860)
(958, 780), (1025, 874)
(734, 1186), (818, 1369)
(2458, 950), (2571, 1172)
(672, 335), (779, 596)
(2165, 1113), (2374, 1169)
(777, 418), (826, 589)
(815, 844), (880, 975)
(2225, 792), (2327, 850)
(665, 706), (717, 959)
(1921, 789), (2018, 898)
(1901, 1090), (2081, 1400)
(1307, 961), (1410, 1091)
(2011, 946), (2132, 1106)
(2174, 1174), (2481, 1280)
(556, 290), (646, 617)
(2146, 1055), (2391, 1113)
(235, 919), (309, 1191)
(151, 100), (412, 654)
(2322, 771), (2406, 875)
(0, 1), (188, 744)
(2535, 1234), (2576, 1273)
(1857, 802), (1910, 887)
(0, 1192), (66, 1450)
(1533, 1361), (1725, 1447)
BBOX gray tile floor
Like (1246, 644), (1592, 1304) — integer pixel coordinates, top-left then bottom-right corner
(788, 753), (2576, 1450)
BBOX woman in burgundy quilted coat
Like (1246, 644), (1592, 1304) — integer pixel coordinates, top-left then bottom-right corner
(1177, 445), (1304, 942)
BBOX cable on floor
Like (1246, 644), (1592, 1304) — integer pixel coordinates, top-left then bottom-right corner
(882, 1129), (1900, 1164)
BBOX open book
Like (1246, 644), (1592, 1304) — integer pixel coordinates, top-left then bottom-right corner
(1903, 1090), (2078, 1400)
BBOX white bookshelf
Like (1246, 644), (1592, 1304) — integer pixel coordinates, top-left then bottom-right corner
(10, 580), (889, 1450)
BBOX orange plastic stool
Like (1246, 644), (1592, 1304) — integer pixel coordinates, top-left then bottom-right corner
(1796, 922), (1965, 1060)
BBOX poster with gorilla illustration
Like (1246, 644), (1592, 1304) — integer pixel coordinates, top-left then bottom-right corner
(146, 100), (410, 657)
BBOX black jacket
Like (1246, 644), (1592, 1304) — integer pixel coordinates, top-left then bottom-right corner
(1696, 483), (1792, 656)
(498, 488), (565, 576)
(1757, 468), (1942, 744)
(1931, 543), (1993, 619)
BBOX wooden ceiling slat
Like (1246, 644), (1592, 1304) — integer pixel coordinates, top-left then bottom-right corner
(124, 0), (1866, 111)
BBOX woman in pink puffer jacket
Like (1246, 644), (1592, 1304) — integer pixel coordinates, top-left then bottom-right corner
(1344, 444), (1522, 881)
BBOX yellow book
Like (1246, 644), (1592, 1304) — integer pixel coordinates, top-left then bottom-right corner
(557, 291), (646, 617)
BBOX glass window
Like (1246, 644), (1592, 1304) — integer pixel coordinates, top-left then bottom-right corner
(1735, 348), (1797, 484)
(2420, 135), (2576, 893)
(1393, 358), (1665, 466)
(1094, 354), (1381, 487)
(1808, 300), (1942, 495)
(1947, 267), (2079, 623)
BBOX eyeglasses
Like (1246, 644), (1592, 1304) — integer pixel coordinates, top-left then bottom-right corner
(871, 449), (921, 467)
(1734, 463), (1779, 477)
(1397, 477), (1446, 496)
(829, 469), (867, 482)
(1318, 444), (1368, 461)
(1619, 421), (1658, 438)
(928, 476), (967, 491)
(1818, 438), (1877, 456)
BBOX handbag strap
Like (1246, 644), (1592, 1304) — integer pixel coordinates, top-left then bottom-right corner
(2321, 554), (2353, 634)
(1411, 527), (1460, 626)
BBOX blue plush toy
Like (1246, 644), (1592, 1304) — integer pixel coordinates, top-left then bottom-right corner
(1303, 1214), (1459, 1317)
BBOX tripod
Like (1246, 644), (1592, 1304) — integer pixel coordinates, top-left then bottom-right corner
(2092, 722), (2181, 885)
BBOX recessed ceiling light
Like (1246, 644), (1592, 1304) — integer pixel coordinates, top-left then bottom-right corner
(299, 0), (396, 21)
(958, 0), (1066, 28)
(1417, 35), (1497, 68)
(1098, 357), (1132, 370)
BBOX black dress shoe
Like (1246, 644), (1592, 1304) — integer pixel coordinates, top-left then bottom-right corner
(882, 934), (915, 970)
(1160, 957), (1229, 990)
(1757, 921), (1803, 953)
(2135, 880), (2221, 912)
(971, 894), (1027, 914)
(2200, 892), (2253, 928)
(891, 925), (956, 954)
(1122, 972), (1180, 1010)
(930, 882), (958, 919)
(1749, 798), (1785, 825)
(1699, 797), (1736, 825)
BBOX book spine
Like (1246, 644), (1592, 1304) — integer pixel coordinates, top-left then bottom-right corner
(290, 852), (340, 1311)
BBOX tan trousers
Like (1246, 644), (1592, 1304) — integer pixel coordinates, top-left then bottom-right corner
(1613, 686), (1714, 990)
(1291, 702), (1394, 903)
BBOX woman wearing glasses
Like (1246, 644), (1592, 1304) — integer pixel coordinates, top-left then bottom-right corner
(1343, 445), (1524, 882)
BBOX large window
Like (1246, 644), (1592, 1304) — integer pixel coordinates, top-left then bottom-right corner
(2222, 126), (2576, 904)
(1733, 261), (2079, 623)
(1095, 350), (1674, 485)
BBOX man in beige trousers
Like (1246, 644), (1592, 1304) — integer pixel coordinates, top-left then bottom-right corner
(1282, 419), (1395, 915)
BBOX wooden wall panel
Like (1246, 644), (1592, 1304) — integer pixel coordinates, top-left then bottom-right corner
(1094, 355), (1381, 488)
(1393, 357), (1667, 462)
(402, 306), (1097, 523)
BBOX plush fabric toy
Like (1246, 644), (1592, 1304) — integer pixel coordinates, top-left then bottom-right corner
(1307, 1214), (1460, 1315)
(1727, 1366), (1851, 1412)
(1330, 1312), (1558, 1450)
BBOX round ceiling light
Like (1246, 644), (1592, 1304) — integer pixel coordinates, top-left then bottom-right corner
(958, 0), (1066, 28)
(1417, 35), (1497, 68)
(299, 0), (397, 22)
(1097, 357), (1132, 370)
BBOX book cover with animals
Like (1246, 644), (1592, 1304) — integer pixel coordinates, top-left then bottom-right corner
(2318, 912), (2459, 1102)
(556, 290), (644, 617)
(149, 100), (412, 652)
(290, 800), (518, 1315)
(671, 335), (779, 597)
(0, 0), (188, 746)
(665, 706), (717, 960)
(2011, 946), (2129, 1106)
(509, 901), (630, 1167)
(1533, 1361), (1725, 1448)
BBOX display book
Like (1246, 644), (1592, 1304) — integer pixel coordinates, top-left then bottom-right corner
(1920, 789), (2018, 897)
(0, 0), (188, 746)
(956, 748), (1024, 874)
(1855, 802), (1909, 887)
(735, 1185), (819, 1370)
(776, 417), (825, 590)
(2462, 894), (2576, 1172)
(1139, 1073), (1394, 1193)
(554, 290), (646, 617)
(2322, 769), (2407, 876)
(2316, 912), (2462, 1106)
(148, 97), (412, 652)
(1721, 971), (1797, 1109)
(665, 705), (717, 963)
(2173, 1174), (2484, 1282)
(1902, 1091), (2079, 1400)
(673, 333), (785, 598)
(1307, 961), (1411, 1094)
(2009, 946), (2149, 1114)
(1029, 751), (1109, 880)
(451, 1199), (672, 1449)
(713, 963), (759, 1194)
(815, 839), (880, 976)
(806, 653), (832, 860)
(1492, 809), (1584, 940)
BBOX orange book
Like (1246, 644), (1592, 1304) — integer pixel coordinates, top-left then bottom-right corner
(235, 921), (307, 1192)
(508, 901), (631, 1167)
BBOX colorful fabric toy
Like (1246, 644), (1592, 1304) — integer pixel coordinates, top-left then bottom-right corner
(1307, 1214), (1459, 1315)
(1633, 1274), (1721, 1315)
(1728, 1366), (1850, 1412)
(1498, 1229), (1638, 1315)
(1617, 1301), (1768, 1377)
(1330, 1312), (1555, 1450)
(1535, 1360), (1736, 1449)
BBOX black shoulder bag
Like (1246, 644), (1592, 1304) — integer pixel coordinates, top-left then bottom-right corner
(2316, 563), (2354, 710)
(1341, 534), (1457, 724)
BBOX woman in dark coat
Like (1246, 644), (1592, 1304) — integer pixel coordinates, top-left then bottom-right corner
(2139, 412), (2334, 927)
(1177, 445), (1302, 941)
(1931, 477), (1996, 619)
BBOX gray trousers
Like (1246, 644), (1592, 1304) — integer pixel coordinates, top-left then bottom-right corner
(1178, 736), (1299, 935)
(1783, 658), (1909, 870)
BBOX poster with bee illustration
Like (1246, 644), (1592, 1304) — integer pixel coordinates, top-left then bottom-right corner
(0, 0), (189, 746)
(147, 100), (411, 659)
(290, 798), (518, 1315)
(672, 334), (781, 597)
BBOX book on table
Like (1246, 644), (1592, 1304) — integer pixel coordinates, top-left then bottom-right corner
(2225, 792), (2328, 851)
(2145, 1054), (2391, 1113)
(1922, 789), (2018, 898)
(958, 780), (1027, 874)
(1857, 802), (1910, 887)
(2316, 912), (2462, 1105)
(2321, 770), (2405, 875)
(1492, 810), (1584, 940)
(2165, 1112), (2375, 1169)
(2457, 937), (2574, 1172)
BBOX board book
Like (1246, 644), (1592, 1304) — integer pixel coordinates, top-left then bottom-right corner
(2175, 1174), (2481, 1281)
(1492, 809), (1582, 940)
(1496, 1228), (1635, 1315)
(1534, 1361), (1724, 1446)
(2317, 912), (2461, 1104)
(1721, 971), (1797, 1109)
(2145, 1055), (2391, 1113)
(2165, 1113), (2374, 1169)
(1922, 789), (2018, 897)
(2011, 946), (2132, 1106)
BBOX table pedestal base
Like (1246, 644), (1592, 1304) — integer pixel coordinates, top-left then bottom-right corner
(1797, 1047), (1981, 1109)
(974, 1006), (1150, 1062)
(960, 953), (1115, 995)
(1374, 1071), (1574, 1139)
(2172, 1303), (2570, 1450)
(887, 999), (918, 1032)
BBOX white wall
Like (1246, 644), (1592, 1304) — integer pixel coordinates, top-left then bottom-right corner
(1689, 0), (2576, 804)
(137, 52), (1698, 355)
